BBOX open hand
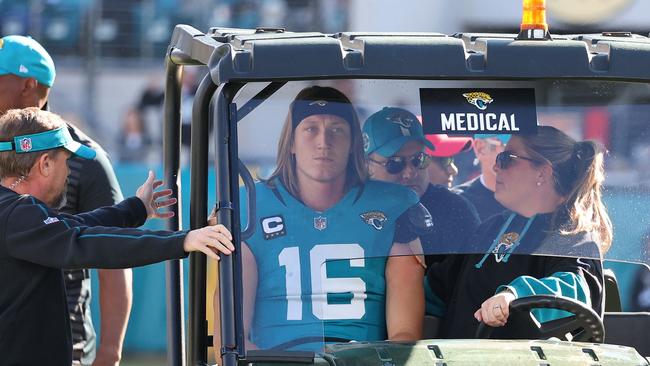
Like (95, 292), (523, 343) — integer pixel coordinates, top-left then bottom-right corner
(136, 170), (177, 219)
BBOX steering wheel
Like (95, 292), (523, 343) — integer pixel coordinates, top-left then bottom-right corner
(475, 295), (604, 343)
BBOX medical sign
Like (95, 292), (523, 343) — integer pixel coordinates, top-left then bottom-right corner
(419, 88), (538, 135)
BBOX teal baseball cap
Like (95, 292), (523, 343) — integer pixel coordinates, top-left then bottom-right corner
(473, 133), (511, 145)
(0, 127), (96, 159)
(0, 35), (56, 87)
(362, 107), (435, 157)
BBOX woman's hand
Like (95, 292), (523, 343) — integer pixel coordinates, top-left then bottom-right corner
(136, 171), (177, 219)
(474, 290), (516, 327)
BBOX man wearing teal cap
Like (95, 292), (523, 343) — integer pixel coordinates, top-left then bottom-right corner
(0, 35), (131, 366)
(0, 107), (235, 366)
(363, 106), (479, 261)
(0, 35), (55, 112)
(363, 107), (435, 197)
(453, 134), (511, 221)
(363, 107), (480, 318)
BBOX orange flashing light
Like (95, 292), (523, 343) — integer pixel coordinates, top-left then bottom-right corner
(521, 0), (548, 31)
(518, 0), (550, 40)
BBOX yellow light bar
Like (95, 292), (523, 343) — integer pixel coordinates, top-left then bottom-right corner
(520, 0), (548, 32)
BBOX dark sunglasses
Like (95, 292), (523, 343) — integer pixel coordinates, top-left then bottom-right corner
(369, 151), (430, 175)
(495, 151), (543, 170)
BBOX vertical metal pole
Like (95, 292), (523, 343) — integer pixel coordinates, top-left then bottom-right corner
(187, 73), (218, 366)
(163, 56), (185, 366)
(83, 0), (100, 131)
(214, 83), (244, 366)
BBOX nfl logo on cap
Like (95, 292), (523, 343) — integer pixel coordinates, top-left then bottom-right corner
(20, 138), (32, 152)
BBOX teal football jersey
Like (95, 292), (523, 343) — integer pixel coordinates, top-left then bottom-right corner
(241, 179), (418, 350)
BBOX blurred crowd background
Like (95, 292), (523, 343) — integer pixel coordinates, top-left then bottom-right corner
(1, 0), (649, 169)
(0, 0), (350, 167)
(3, 0), (650, 363)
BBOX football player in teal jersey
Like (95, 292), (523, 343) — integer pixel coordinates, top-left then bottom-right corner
(214, 86), (431, 354)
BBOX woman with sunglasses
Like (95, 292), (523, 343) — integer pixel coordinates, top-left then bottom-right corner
(426, 125), (611, 339)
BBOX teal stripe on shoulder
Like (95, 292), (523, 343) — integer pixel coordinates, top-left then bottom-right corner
(30, 197), (49, 217)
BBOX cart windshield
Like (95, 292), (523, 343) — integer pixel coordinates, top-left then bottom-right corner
(233, 79), (650, 353)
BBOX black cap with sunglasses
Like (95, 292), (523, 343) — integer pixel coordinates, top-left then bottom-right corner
(362, 107), (435, 175)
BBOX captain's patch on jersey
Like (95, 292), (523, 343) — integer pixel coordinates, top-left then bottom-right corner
(260, 215), (286, 240)
(360, 211), (387, 230)
(43, 217), (60, 225)
(419, 88), (537, 135)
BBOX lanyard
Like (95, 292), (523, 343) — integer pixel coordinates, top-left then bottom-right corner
(474, 213), (536, 269)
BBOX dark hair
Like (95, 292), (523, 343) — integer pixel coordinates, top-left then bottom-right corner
(519, 126), (612, 252)
(265, 86), (367, 196)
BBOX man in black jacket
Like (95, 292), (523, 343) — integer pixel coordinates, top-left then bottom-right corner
(363, 107), (480, 263)
(0, 108), (234, 366)
(0, 34), (132, 365)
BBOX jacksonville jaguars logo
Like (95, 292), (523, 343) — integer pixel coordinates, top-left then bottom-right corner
(493, 232), (519, 263)
(462, 92), (494, 110)
(360, 211), (388, 230)
(309, 100), (328, 107)
(386, 112), (414, 129)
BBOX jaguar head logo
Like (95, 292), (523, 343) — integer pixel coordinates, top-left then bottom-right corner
(360, 211), (388, 230)
(386, 112), (414, 129)
(493, 232), (519, 263)
(462, 92), (494, 110)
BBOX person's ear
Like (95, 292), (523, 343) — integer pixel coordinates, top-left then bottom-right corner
(36, 153), (53, 177)
(21, 78), (39, 97)
(537, 163), (553, 186)
(472, 139), (485, 157)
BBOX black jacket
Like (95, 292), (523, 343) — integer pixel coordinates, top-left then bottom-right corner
(427, 211), (604, 339)
(0, 186), (187, 365)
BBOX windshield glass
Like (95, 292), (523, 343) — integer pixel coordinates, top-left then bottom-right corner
(234, 79), (650, 353)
